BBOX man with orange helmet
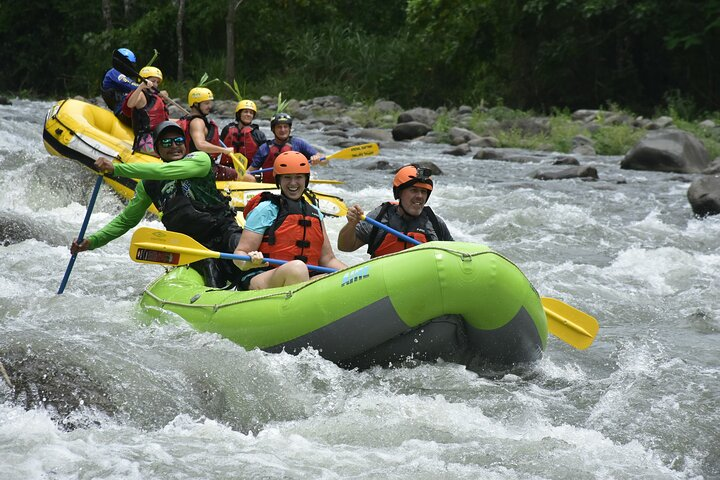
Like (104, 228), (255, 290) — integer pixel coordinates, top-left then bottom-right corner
(233, 151), (347, 289)
(247, 112), (323, 184)
(220, 99), (267, 166)
(338, 164), (453, 257)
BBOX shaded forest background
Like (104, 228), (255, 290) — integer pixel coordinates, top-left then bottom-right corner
(1, 0), (719, 117)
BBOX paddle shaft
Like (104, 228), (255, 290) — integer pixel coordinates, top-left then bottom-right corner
(57, 175), (104, 294)
(218, 252), (337, 273)
(361, 215), (421, 246)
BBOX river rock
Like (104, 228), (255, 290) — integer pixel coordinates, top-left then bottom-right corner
(553, 156), (580, 165)
(687, 175), (720, 216)
(448, 127), (481, 145)
(468, 136), (500, 148)
(392, 121), (431, 141)
(354, 128), (393, 142)
(0, 96), (11, 105)
(621, 130), (711, 173)
(397, 107), (438, 127)
(703, 157), (720, 174)
(442, 143), (471, 156)
(374, 99), (402, 113)
(532, 166), (599, 180)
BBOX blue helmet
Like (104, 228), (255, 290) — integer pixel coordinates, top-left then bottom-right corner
(117, 48), (136, 63)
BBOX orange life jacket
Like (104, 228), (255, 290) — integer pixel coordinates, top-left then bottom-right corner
(244, 192), (324, 265)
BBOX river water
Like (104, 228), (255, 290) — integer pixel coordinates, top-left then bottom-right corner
(1, 98), (718, 479)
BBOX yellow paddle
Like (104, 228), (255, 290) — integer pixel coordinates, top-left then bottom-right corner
(359, 214), (599, 349)
(322, 143), (379, 161)
(129, 227), (336, 273)
(230, 152), (248, 175)
(541, 297), (599, 350)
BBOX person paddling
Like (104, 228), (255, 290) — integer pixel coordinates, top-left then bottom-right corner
(70, 121), (244, 288)
(220, 99), (267, 169)
(247, 113), (324, 184)
(338, 164), (454, 257)
(233, 151), (346, 289)
(121, 65), (170, 156)
(100, 48), (139, 127)
(181, 86), (255, 182)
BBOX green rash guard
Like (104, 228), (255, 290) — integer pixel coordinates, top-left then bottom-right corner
(86, 151), (213, 249)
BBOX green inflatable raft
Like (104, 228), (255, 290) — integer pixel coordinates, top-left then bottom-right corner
(139, 241), (548, 369)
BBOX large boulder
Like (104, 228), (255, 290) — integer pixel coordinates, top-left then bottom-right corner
(392, 121), (431, 141)
(687, 175), (720, 217)
(354, 128), (393, 142)
(397, 107), (438, 127)
(533, 166), (599, 181)
(621, 130), (711, 173)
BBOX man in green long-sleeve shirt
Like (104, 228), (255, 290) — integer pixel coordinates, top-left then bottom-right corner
(71, 121), (243, 287)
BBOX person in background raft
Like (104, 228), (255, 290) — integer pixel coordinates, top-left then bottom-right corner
(247, 113), (324, 184)
(180, 86), (255, 182)
(101, 48), (139, 127)
(70, 121), (243, 288)
(233, 151), (346, 290)
(220, 99), (267, 170)
(338, 164), (454, 257)
(121, 66), (169, 156)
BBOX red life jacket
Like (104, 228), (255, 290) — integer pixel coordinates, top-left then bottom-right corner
(261, 142), (292, 184)
(221, 123), (261, 166)
(243, 191), (324, 266)
(121, 91), (169, 153)
(367, 202), (443, 258)
(177, 114), (220, 154)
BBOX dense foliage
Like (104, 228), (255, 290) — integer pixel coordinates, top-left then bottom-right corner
(1, 0), (718, 115)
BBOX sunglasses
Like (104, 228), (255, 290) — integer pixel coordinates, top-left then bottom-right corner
(158, 136), (185, 147)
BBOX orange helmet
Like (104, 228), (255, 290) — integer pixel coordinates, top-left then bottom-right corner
(393, 164), (434, 199)
(274, 151), (310, 175)
(274, 151), (310, 187)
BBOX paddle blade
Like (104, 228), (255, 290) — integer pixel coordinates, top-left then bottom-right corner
(309, 179), (345, 185)
(129, 227), (218, 266)
(230, 153), (248, 174)
(542, 297), (599, 350)
(326, 143), (379, 160)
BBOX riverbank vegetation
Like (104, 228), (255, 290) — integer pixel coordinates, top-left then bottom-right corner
(2, 0), (719, 156)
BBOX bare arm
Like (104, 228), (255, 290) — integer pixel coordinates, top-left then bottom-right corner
(125, 81), (149, 109)
(189, 118), (233, 156)
(232, 230), (266, 270)
(337, 204), (366, 252)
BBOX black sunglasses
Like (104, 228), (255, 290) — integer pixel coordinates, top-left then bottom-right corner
(158, 136), (185, 147)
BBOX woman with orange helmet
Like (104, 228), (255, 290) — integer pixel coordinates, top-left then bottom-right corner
(233, 151), (347, 289)
(338, 164), (454, 257)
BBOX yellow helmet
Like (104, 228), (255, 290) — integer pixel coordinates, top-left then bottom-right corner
(235, 99), (257, 115)
(188, 87), (214, 106)
(139, 66), (163, 83)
